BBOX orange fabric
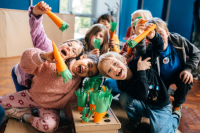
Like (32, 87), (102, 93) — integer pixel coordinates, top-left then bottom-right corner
(52, 42), (67, 74)
(94, 111), (107, 123)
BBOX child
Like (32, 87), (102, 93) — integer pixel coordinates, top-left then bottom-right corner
(134, 17), (200, 112)
(1, 48), (99, 132)
(12, 2), (84, 92)
(103, 10), (153, 96)
(192, 0), (200, 80)
(78, 24), (109, 57)
(98, 23), (181, 133)
(96, 14), (120, 53)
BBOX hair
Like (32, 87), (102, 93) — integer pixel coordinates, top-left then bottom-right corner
(98, 52), (126, 77)
(86, 54), (99, 65)
(146, 17), (169, 32)
(62, 39), (84, 60)
(96, 14), (114, 23)
(84, 24), (109, 55)
(131, 9), (153, 20)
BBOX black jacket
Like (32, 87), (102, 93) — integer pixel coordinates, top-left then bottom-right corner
(117, 33), (170, 106)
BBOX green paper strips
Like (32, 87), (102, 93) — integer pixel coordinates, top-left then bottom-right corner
(75, 88), (88, 108)
(110, 21), (117, 32)
(93, 38), (101, 50)
(89, 90), (98, 105)
(127, 39), (137, 48)
(60, 68), (73, 83)
(82, 107), (94, 123)
(59, 22), (69, 32)
(95, 92), (113, 113)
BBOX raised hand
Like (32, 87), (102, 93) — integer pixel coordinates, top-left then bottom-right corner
(33, 1), (51, 16)
(137, 56), (151, 71)
(179, 70), (193, 84)
(40, 51), (56, 63)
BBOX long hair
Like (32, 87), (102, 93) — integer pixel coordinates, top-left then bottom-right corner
(84, 24), (109, 55)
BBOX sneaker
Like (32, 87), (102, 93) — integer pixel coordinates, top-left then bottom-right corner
(193, 74), (198, 80)
(5, 108), (33, 122)
(168, 87), (175, 97)
(123, 120), (140, 133)
(172, 106), (182, 119)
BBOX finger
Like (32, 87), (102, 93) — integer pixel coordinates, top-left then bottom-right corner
(188, 75), (192, 84)
(179, 72), (183, 79)
(184, 75), (189, 84)
(138, 56), (142, 61)
(143, 57), (151, 61)
(182, 74), (187, 83)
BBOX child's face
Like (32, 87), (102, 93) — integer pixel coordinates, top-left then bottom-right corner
(156, 27), (169, 50)
(90, 31), (104, 48)
(59, 41), (82, 60)
(101, 57), (127, 80)
(99, 19), (111, 30)
(72, 55), (98, 77)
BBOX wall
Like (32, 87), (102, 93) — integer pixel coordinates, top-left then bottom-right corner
(0, 0), (59, 13)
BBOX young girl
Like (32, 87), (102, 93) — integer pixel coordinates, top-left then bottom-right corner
(103, 10), (153, 96)
(96, 14), (120, 53)
(12, 1), (84, 92)
(78, 24), (109, 57)
(97, 23), (181, 133)
(1, 48), (99, 132)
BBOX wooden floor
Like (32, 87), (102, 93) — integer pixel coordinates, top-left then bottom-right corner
(0, 57), (200, 133)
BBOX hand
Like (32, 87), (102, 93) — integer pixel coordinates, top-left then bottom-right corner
(40, 51), (56, 63)
(134, 19), (146, 35)
(122, 52), (131, 59)
(179, 70), (193, 84)
(144, 23), (156, 39)
(137, 56), (151, 71)
(89, 49), (100, 57)
(33, 1), (51, 16)
(109, 39), (115, 48)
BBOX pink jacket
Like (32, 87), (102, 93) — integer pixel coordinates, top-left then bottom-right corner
(20, 48), (81, 120)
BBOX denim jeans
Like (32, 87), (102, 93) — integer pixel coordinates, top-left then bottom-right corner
(103, 78), (121, 96)
(0, 105), (5, 126)
(119, 92), (180, 133)
(11, 66), (29, 92)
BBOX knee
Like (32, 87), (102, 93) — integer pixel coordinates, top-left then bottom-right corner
(42, 119), (59, 132)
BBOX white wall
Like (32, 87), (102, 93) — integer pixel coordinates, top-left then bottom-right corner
(94, 0), (120, 35)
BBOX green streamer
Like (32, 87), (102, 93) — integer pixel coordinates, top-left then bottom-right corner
(59, 22), (69, 32)
(110, 21), (117, 32)
(75, 88), (88, 108)
(60, 68), (73, 83)
(82, 107), (94, 123)
(93, 38), (101, 49)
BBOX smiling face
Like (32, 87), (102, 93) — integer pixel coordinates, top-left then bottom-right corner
(59, 41), (82, 61)
(101, 57), (128, 80)
(156, 26), (169, 50)
(90, 31), (104, 48)
(99, 19), (111, 31)
(72, 55), (98, 77)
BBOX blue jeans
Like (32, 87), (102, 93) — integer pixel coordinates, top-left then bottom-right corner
(11, 66), (29, 92)
(119, 92), (180, 133)
(103, 79), (121, 96)
(0, 105), (5, 126)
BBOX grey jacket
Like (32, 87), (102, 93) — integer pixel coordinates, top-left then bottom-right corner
(135, 32), (200, 75)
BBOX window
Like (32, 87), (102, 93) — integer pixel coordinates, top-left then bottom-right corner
(60, 0), (94, 39)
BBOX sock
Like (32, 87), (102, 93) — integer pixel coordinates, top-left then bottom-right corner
(23, 113), (33, 122)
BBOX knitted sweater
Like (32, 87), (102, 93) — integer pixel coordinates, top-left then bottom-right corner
(15, 6), (53, 87)
(20, 48), (81, 110)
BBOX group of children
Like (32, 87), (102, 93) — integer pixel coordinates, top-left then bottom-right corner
(0, 1), (200, 133)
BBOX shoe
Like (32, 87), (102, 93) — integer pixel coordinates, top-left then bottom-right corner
(172, 106), (182, 119)
(123, 120), (140, 133)
(193, 74), (198, 80)
(5, 108), (33, 122)
(168, 87), (175, 97)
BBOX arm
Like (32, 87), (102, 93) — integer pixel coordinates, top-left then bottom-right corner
(193, 0), (200, 30)
(20, 48), (46, 75)
(182, 36), (200, 72)
(29, 6), (53, 52)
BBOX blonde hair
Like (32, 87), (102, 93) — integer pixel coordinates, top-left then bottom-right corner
(98, 52), (126, 77)
(85, 24), (109, 55)
(62, 39), (84, 59)
(131, 9), (153, 20)
(147, 17), (169, 32)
